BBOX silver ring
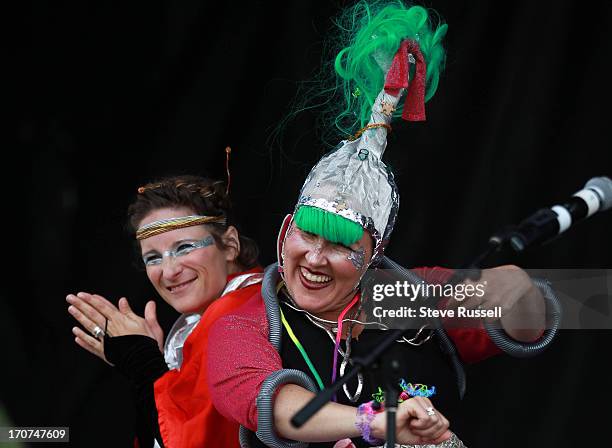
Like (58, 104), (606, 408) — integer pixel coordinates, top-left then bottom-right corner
(92, 326), (105, 340)
(426, 406), (436, 416)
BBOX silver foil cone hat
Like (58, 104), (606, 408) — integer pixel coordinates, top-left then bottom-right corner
(295, 88), (404, 260)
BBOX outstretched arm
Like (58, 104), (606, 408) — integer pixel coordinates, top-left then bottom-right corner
(207, 303), (450, 445)
(451, 266), (546, 342)
(273, 384), (449, 444)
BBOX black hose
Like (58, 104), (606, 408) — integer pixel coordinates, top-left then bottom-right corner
(483, 278), (561, 358)
(241, 264), (318, 448)
(256, 369), (318, 448)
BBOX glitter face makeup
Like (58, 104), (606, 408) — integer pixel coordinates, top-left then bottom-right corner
(139, 207), (236, 314)
(347, 246), (366, 270)
(142, 236), (214, 266)
(282, 223), (373, 320)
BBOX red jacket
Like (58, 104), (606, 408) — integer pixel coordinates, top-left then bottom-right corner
(153, 271), (262, 448)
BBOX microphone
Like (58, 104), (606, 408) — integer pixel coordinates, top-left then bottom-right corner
(507, 176), (612, 252)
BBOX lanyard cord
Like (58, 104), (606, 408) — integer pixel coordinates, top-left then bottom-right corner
(280, 308), (325, 391)
(279, 292), (361, 393)
(331, 293), (361, 387)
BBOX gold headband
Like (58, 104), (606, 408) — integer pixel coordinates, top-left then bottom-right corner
(136, 215), (226, 240)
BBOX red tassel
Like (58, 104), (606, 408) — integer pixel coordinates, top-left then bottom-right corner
(384, 40), (427, 121)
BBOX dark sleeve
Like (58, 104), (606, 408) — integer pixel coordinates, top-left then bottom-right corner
(105, 335), (169, 447)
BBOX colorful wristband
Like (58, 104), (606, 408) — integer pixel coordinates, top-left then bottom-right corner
(355, 401), (384, 445)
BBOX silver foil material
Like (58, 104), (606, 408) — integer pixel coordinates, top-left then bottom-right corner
(164, 313), (201, 370)
(296, 89), (403, 261)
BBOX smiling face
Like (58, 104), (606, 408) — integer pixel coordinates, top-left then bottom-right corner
(282, 222), (373, 320)
(138, 207), (238, 314)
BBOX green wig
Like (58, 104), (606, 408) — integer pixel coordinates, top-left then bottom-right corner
(274, 0), (447, 148)
(294, 205), (364, 247)
(333, 0), (448, 134)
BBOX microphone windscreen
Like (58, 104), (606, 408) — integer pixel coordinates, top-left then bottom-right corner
(585, 176), (612, 211)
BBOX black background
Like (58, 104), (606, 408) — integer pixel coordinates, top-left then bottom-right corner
(8, 0), (612, 447)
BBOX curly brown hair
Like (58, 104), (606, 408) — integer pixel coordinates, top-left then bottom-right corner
(127, 175), (259, 270)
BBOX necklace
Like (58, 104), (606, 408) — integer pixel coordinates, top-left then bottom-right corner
(339, 300), (363, 402)
(280, 298), (434, 346)
(279, 286), (434, 402)
(280, 291), (366, 402)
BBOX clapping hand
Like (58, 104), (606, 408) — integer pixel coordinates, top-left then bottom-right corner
(66, 292), (165, 365)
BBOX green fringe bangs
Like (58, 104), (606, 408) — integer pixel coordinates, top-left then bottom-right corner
(333, 0), (448, 134)
(294, 206), (363, 247)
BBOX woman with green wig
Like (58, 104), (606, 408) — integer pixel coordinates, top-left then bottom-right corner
(205, 1), (552, 446)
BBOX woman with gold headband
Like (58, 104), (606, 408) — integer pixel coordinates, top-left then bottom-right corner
(204, 2), (558, 447)
(66, 175), (262, 448)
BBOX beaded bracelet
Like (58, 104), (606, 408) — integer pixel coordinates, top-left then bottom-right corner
(355, 401), (384, 445)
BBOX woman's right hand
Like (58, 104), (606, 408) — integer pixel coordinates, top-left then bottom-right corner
(371, 397), (451, 445)
(66, 292), (165, 365)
